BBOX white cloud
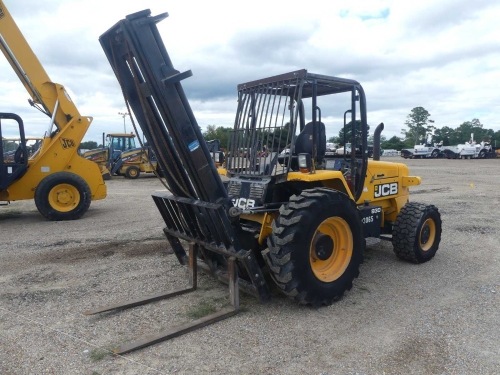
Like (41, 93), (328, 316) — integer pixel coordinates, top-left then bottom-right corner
(1, 0), (499, 143)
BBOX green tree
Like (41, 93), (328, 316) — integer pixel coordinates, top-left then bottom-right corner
(433, 126), (455, 146)
(338, 120), (370, 146)
(492, 130), (500, 148)
(202, 125), (232, 149)
(328, 136), (340, 144)
(401, 107), (435, 145)
(265, 122), (292, 151)
(454, 119), (492, 144)
(79, 141), (98, 150)
(381, 136), (406, 150)
(368, 134), (386, 145)
(2, 140), (18, 152)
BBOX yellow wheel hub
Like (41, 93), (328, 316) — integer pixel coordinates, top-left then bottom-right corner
(419, 218), (436, 251)
(310, 217), (353, 282)
(48, 183), (80, 212)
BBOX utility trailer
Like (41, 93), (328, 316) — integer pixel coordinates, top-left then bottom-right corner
(442, 143), (477, 159)
(401, 143), (443, 159)
(87, 9), (442, 354)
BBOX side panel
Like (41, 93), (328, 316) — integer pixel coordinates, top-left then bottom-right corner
(286, 170), (354, 200)
(360, 160), (420, 222)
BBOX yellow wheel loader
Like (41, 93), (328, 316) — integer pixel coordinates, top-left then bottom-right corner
(98, 9), (442, 306)
(0, 2), (106, 220)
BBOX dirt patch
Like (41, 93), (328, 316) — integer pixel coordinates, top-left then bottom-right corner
(1, 161), (499, 374)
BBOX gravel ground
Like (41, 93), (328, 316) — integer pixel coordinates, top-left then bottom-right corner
(0, 157), (499, 375)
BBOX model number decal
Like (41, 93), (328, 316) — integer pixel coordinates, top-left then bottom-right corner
(361, 216), (374, 224)
(374, 182), (398, 198)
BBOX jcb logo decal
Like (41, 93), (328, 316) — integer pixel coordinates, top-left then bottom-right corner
(61, 138), (76, 149)
(232, 197), (256, 209)
(374, 182), (398, 198)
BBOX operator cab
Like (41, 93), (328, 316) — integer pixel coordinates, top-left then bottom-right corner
(0, 113), (29, 191)
(225, 70), (369, 205)
(107, 133), (136, 162)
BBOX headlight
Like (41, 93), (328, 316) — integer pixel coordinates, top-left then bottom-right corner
(298, 153), (312, 173)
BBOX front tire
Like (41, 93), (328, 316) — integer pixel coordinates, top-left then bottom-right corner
(392, 202), (442, 263)
(35, 172), (91, 221)
(125, 166), (140, 179)
(266, 188), (364, 306)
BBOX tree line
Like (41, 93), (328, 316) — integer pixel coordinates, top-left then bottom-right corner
(379, 107), (500, 150)
(193, 107), (500, 151)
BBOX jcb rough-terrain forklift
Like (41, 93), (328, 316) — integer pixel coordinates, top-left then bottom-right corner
(83, 133), (158, 179)
(99, 10), (442, 307)
(0, 2), (106, 220)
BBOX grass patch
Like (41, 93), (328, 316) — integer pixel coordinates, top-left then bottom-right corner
(357, 285), (371, 292)
(186, 299), (217, 319)
(89, 348), (109, 362)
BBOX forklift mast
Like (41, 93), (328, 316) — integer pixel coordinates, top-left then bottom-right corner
(100, 9), (270, 300)
(100, 10), (228, 207)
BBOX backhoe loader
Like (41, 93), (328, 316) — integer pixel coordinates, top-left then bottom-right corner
(83, 133), (158, 179)
(98, 9), (442, 307)
(0, 2), (106, 220)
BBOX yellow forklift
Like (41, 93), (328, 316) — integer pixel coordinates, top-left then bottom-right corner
(86, 9), (442, 353)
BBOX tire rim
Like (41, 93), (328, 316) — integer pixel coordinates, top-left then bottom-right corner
(310, 217), (353, 282)
(419, 218), (436, 251)
(48, 183), (80, 212)
(129, 168), (138, 177)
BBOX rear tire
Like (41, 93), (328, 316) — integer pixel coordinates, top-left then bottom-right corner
(266, 188), (364, 306)
(125, 166), (140, 179)
(35, 172), (91, 221)
(392, 202), (442, 263)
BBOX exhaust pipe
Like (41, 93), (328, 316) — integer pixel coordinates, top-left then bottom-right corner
(373, 122), (384, 161)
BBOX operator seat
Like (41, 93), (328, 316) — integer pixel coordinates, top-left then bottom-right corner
(14, 145), (26, 164)
(294, 121), (326, 162)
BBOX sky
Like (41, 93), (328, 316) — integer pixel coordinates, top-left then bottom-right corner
(1, 0), (499, 144)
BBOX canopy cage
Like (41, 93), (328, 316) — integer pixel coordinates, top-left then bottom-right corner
(226, 69), (368, 201)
